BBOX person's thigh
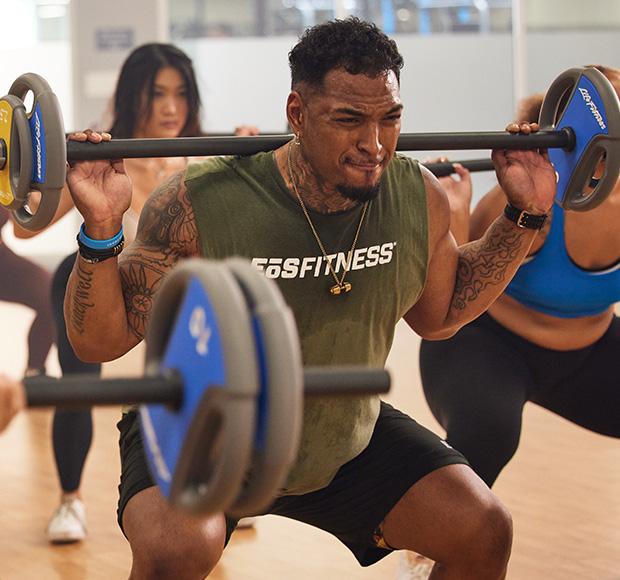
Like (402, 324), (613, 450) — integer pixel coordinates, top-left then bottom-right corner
(0, 243), (51, 307)
(381, 463), (512, 576)
(268, 402), (468, 566)
(535, 316), (620, 437)
(420, 314), (532, 485)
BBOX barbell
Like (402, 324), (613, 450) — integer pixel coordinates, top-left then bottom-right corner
(24, 257), (391, 517)
(1, 67), (619, 230)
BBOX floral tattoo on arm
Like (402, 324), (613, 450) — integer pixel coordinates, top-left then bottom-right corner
(119, 172), (200, 340)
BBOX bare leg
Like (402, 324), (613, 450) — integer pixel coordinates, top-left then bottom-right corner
(123, 487), (227, 580)
(382, 464), (512, 580)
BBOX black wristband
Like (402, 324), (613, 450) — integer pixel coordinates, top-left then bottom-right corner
(76, 233), (125, 263)
(503, 203), (547, 230)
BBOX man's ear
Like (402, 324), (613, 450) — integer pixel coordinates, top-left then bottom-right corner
(286, 91), (305, 136)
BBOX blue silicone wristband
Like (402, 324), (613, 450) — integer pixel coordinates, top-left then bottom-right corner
(78, 223), (124, 250)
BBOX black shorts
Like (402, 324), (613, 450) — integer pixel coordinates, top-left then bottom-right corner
(117, 401), (468, 567)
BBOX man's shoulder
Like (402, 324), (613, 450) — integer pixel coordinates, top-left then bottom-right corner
(185, 155), (236, 182)
(382, 154), (425, 199)
(385, 154), (422, 183)
(185, 151), (273, 184)
(389, 153), (419, 169)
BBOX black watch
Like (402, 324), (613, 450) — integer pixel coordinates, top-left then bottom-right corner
(503, 203), (547, 230)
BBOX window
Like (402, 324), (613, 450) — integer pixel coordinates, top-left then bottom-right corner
(37, 0), (70, 42)
(169, 0), (513, 39)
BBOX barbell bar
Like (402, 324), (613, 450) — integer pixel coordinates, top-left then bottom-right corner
(424, 157), (495, 177)
(62, 129), (575, 161)
(0, 136), (494, 179)
(1, 66), (619, 231)
(23, 366), (390, 409)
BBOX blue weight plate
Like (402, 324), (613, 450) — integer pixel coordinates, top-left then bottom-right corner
(225, 258), (303, 517)
(141, 259), (259, 515)
(540, 67), (620, 211)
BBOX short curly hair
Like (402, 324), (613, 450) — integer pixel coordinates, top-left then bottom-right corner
(288, 17), (404, 91)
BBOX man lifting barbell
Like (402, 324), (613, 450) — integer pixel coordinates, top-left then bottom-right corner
(0, 9), (619, 573)
(57, 17), (564, 579)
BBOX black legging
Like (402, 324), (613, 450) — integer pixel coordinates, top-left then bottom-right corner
(0, 242), (54, 373)
(51, 252), (100, 493)
(420, 312), (620, 487)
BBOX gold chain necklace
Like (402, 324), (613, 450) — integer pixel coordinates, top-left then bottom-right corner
(287, 142), (369, 296)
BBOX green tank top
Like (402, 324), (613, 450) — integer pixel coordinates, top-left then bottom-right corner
(185, 151), (428, 494)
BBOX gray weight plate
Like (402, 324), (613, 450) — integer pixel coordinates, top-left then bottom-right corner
(144, 258), (260, 515)
(9, 73), (66, 230)
(225, 258), (303, 517)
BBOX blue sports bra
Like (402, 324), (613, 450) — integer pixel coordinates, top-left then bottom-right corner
(504, 204), (620, 318)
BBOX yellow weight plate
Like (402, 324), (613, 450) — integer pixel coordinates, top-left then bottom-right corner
(0, 98), (15, 206)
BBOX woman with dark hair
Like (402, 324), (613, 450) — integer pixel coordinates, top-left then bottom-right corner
(109, 42), (203, 140)
(14, 42), (257, 543)
(48, 42), (206, 544)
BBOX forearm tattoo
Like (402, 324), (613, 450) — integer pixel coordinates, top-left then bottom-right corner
(451, 220), (525, 311)
(120, 172), (200, 339)
(70, 261), (95, 335)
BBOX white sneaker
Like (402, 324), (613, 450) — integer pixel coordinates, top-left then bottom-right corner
(396, 551), (434, 580)
(237, 516), (257, 529)
(46, 498), (87, 543)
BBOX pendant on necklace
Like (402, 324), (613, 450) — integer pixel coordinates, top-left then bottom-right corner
(329, 282), (352, 296)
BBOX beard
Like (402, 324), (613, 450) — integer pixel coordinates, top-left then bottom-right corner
(336, 182), (381, 203)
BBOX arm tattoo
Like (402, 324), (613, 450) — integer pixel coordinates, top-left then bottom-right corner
(70, 261), (95, 335)
(451, 220), (525, 311)
(136, 172), (199, 257)
(119, 259), (167, 340)
(119, 171), (200, 339)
